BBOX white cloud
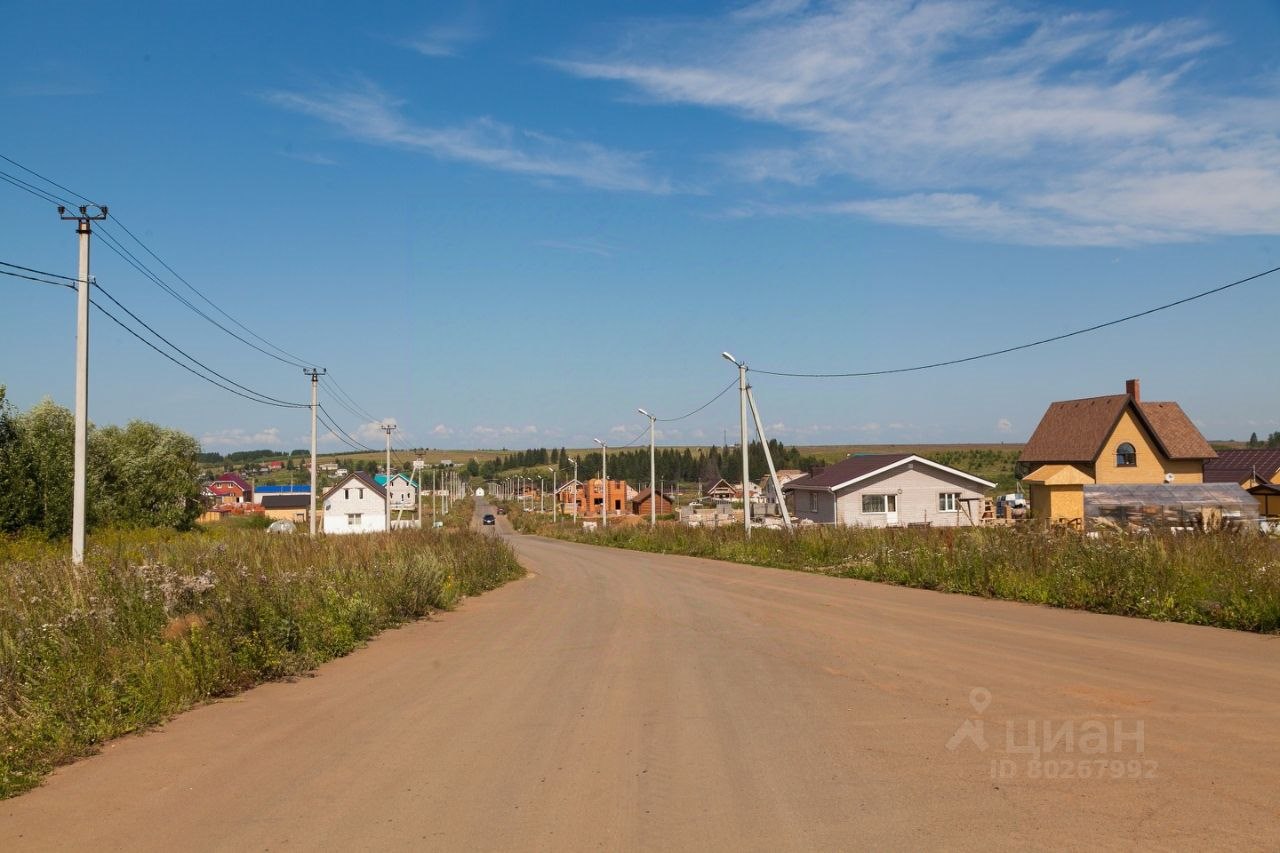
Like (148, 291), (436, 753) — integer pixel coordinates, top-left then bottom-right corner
(199, 427), (284, 451)
(555, 1), (1280, 245)
(264, 80), (672, 194)
(403, 20), (485, 58)
(996, 417), (1013, 433)
(431, 423), (453, 436)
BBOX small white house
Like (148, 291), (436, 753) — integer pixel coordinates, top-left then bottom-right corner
(322, 471), (387, 534)
(784, 454), (995, 528)
(375, 473), (418, 511)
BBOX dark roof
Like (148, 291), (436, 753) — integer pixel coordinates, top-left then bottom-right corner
(321, 470), (386, 503)
(1019, 394), (1214, 464)
(631, 488), (673, 504)
(216, 472), (252, 492)
(1204, 449), (1280, 483)
(784, 453), (913, 490)
(261, 494), (310, 509)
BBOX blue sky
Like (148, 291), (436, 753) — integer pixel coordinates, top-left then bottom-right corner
(2, 0), (1277, 453)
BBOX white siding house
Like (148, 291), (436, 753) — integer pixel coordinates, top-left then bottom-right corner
(785, 454), (995, 528)
(322, 472), (387, 534)
(375, 473), (418, 511)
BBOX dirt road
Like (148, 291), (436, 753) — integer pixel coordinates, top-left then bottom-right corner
(3, 515), (1278, 850)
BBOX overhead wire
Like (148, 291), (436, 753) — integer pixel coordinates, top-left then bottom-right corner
(752, 265), (1280, 378)
(652, 377), (739, 422)
(91, 280), (308, 408)
(3, 152), (393, 435)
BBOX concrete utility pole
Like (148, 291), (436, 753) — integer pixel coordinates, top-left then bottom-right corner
(60, 204), (107, 565)
(746, 385), (793, 531)
(638, 408), (657, 527)
(381, 422), (396, 533)
(594, 439), (608, 528)
(303, 367), (326, 536)
(722, 352), (751, 537)
(548, 466), (557, 523)
(568, 457), (579, 523)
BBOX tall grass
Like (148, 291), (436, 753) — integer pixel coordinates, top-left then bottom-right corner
(530, 518), (1280, 634)
(0, 525), (523, 798)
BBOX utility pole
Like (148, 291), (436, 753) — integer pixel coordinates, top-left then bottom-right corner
(722, 352), (751, 537)
(638, 408), (657, 527)
(548, 466), (557, 523)
(303, 367), (326, 536)
(568, 457), (579, 523)
(381, 422), (396, 533)
(60, 204), (107, 565)
(594, 439), (608, 528)
(746, 385), (793, 531)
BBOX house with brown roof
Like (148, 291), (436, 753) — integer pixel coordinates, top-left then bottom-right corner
(1205, 449), (1280, 519)
(783, 454), (995, 528)
(1019, 379), (1216, 525)
(630, 488), (674, 517)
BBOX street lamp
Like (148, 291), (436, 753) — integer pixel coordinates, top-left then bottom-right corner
(638, 407), (657, 527)
(593, 438), (608, 528)
(547, 466), (558, 523)
(722, 351), (751, 537)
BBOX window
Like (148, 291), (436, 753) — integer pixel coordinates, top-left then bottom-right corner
(358, 488), (365, 499)
(807, 492), (818, 512)
(1116, 443), (1137, 467)
(939, 492), (959, 512)
(343, 488), (349, 500)
(862, 494), (887, 513)
(347, 513), (361, 526)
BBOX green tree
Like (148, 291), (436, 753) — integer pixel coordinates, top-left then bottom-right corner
(0, 386), (38, 533)
(1249, 432), (1260, 448)
(93, 420), (202, 529)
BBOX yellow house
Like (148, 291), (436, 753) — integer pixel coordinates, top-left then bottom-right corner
(1019, 379), (1215, 525)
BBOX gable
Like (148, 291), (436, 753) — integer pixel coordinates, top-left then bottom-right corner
(1020, 394), (1213, 465)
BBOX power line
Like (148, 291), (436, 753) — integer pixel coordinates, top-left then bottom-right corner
(106, 217), (313, 368)
(753, 265), (1280, 378)
(318, 404), (378, 452)
(0, 169), (70, 207)
(654, 377), (739, 422)
(0, 266), (76, 289)
(0, 153), (98, 206)
(322, 374), (381, 423)
(94, 227), (312, 369)
(91, 280), (308, 408)
(317, 407), (371, 453)
(0, 260), (81, 283)
(90, 297), (309, 409)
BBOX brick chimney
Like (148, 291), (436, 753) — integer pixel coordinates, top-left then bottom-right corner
(1125, 378), (1140, 402)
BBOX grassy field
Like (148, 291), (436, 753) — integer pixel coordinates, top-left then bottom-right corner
(506, 504), (1280, 634)
(0, 524), (522, 798)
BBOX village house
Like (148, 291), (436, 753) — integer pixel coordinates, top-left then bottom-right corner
(205, 472), (253, 505)
(260, 494), (311, 525)
(563, 478), (629, 517)
(374, 473), (419, 511)
(702, 479), (739, 501)
(1204, 449), (1280, 519)
(321, 471), (387, 534)
(630, 488), (674, 517)
(1019, 379), (1217, 526)
(759, 469), (805, 516)
(784, 454), (995, 527)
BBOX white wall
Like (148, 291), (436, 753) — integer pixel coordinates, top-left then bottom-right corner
(323, 479), (387, 534)
(834, 464), (986, 528)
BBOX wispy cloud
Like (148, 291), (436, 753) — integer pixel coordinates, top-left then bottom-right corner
(404, 20), (485, 58)
(554, 1), (1280, 245)
(200, 427), (284, 451)
(263, 79), (672, 193)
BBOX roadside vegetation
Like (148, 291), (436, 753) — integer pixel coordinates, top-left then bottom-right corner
(0, 525), (523, 798)
(509, 503), (1280, 634)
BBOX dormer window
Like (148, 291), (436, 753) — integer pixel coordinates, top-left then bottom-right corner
(1116, 442), (1137, 467)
